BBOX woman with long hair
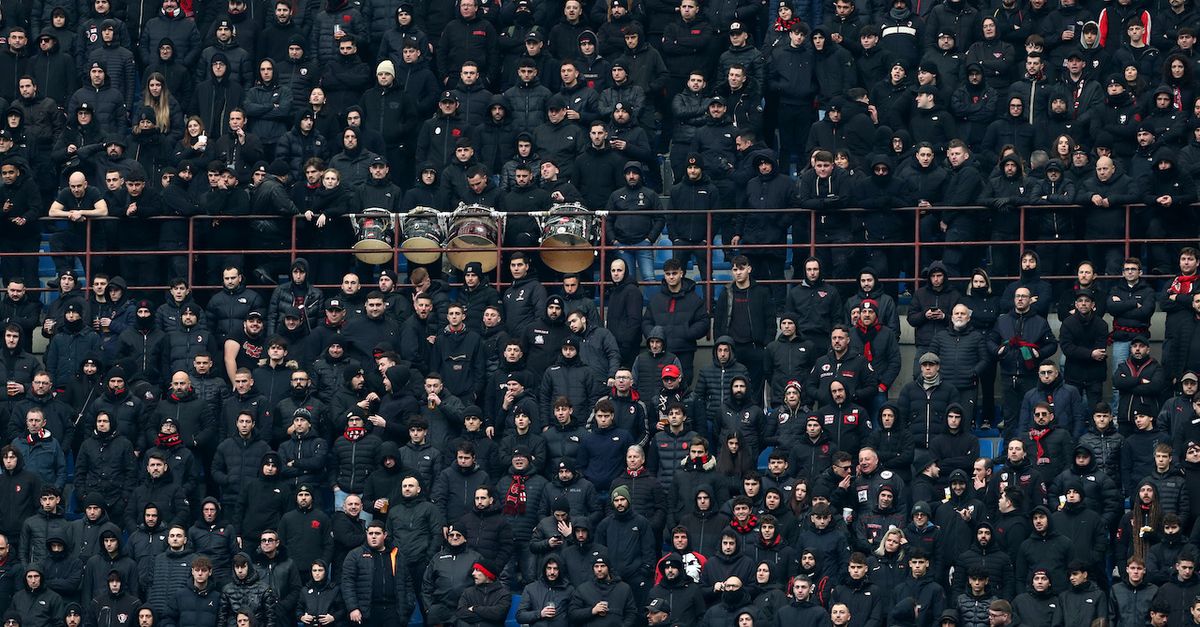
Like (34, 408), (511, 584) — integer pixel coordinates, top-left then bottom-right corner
(1164, 53), (1196, 112)
(172, 115), (209, 169)
(1049, 133), (1075, 164)
(141, 72), (182, 142)
(715, 431), (757, 477)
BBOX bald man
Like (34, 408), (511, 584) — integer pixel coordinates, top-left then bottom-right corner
(47, 172), (108, 275)
(1078, 155), (1139, 275)
(154, 370), (218, 455)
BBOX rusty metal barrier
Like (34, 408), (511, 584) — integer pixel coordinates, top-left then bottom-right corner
(21, 204), (1197, 318)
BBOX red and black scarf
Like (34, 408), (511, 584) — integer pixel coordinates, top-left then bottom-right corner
(504, 474), (528, 515)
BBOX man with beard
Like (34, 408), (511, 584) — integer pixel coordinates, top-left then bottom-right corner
(991, 288), (1057, 436)
(154, 371), (217, 459)
(952, 523), (1014, 600)
(603, 161), (663, 284)
(0, 160), (41, 291)
(718, 375), (769, 457)
(86, 365), (144, 453)
(850, 300), (900, 416)
(807, 325), (876, 409)
(569, 555), (637, 627)
(1018, 360), (1087, 438)
(341, 292), (400, 367)
(521, 296), (567, 381)
(1114, 336), (1168, 434)
(785, 257), (843, 353)
(5, 370), (69, 452)
(1057, 292), (1110, 410)
(221, 310), (266, 385)
(398, 294), (437, 374)
(273, 371), (326, 445)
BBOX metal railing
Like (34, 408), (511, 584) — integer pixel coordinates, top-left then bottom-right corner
(19, 203), (1194, 313)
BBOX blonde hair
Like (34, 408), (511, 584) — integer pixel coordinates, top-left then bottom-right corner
(874, 526), (904, 557)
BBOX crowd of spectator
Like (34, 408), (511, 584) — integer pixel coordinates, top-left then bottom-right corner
(0, 0), (1196, 623)
(0, 243), (1199, 627)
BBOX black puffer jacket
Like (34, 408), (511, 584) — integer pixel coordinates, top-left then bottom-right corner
(217, 554), (277, 627)
(330, 432), (381, 494)
(538, 354), (601, 425)
(895, 378), (961, 448)
(205, 284), (265, 341)
(929, 325), (990, 391)
(143, 545), (196, 615)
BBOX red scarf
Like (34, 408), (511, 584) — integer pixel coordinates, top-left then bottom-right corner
(626, 466), (646, 478)
(774, 15), (801, 31)
(344, 426), (366, 441)
(156, 432), (182, 448)
(1028, 427), (1052, 462)
(25, 429), (48, 444)
(855, 321), (881, 363)
(504, 474), (527, 515)
(730, 514), (758, 533)
(1170, 273), (1197, 296)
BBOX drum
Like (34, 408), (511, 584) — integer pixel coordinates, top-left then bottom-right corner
(540, 203), (596, 273)
(351, 208), (395, 265)
(400, 208), (444, 264)
(447, 205), (500, 271)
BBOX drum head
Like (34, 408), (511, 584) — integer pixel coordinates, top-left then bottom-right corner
(447, 247), (499, 272)
(353, 238), (394, 265)
(540, 239), (595, 273)
(401, 236), (442, 264)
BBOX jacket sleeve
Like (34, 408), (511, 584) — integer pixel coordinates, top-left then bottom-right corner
(392, 549), (413, 622)
(515, 589), (541, 623)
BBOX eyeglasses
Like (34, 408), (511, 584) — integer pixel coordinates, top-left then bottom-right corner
(1034, 411), (1050, 417)
(261, 538), (277, 543)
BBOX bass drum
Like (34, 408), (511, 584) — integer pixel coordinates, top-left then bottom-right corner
(400, 208), (444, 264)
(351, 208), (395, 265)
(540, 203), (596, 273)
(447, 205), (500, 271)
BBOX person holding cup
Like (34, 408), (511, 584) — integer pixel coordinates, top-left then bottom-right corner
(516, 556), (573, 627)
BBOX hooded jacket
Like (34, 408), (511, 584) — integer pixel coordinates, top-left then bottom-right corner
(1014, 506), (1073, 591)
(217, 553), (276, 626)
(692, 336), (750, 426)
